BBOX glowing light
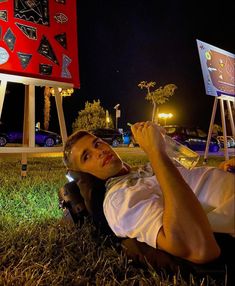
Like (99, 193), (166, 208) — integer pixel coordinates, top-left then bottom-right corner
(158, 113), (173, 125)
(106, 110), (110, 128)
(50, 87), (74, 96)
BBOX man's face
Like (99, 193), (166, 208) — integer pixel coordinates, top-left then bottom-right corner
(69, 134), (124, 180)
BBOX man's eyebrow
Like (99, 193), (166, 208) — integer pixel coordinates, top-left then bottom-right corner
(80, 137), (99, 162)
(92, 137), (100, 145)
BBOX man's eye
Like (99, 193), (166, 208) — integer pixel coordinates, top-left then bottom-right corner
(95, 141), (102, 147)
(84, 153), (90, 161)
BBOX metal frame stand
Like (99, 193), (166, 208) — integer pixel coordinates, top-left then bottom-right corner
(204, 96), (235, 163)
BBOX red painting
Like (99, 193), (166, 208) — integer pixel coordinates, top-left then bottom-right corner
(0, 0), (80, 87)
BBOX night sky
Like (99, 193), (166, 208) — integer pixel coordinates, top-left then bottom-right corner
(2, 0), (235, 135)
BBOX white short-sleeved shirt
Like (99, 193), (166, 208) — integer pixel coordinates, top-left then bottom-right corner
(103, 164), (235, 248)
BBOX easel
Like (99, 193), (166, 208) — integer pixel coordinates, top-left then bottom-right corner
(0, 73), (73, 176)
(204, 95), (235, 162)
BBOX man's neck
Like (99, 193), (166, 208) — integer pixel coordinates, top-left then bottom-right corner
(114, 162), (131, 177)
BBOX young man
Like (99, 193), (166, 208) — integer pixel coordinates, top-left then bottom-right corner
(63, 121), (234, 264)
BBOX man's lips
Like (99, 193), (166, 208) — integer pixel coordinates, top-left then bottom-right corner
(102, 154), (114, 166)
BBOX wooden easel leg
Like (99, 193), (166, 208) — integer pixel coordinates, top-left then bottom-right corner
(28, 85), (35, 147)
(21, 85), (36, 177)
(54, 88), (67, 145)
(226, 100), (235, 139)
(0, 80), (7, 119)
(21, 86), (29, 178)
(220, 99), (229, 160)
(204, 97), (218, 163)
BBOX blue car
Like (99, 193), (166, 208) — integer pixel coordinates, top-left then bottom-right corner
(90, 128), (123, 147)
(123, 130), (139, 147)
(0, 126), (62, 147)
(0, 131), (7, 147)
(164, 125), (220, 152)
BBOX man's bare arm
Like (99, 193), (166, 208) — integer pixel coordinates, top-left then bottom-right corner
(131, 122), (220, 263)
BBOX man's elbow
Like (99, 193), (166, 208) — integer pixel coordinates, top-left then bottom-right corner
(157, 229), (221, 264)
(187, 243), (221, 264)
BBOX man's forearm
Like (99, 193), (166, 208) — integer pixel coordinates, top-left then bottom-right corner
(149, 150), (220, 263)
(130, 121), (220, 262)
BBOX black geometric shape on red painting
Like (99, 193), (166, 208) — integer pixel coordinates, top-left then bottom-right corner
(39, 63), (53, 75)
(0, 10), (8, 21)
(16, 22), (37, 40)
(61, 54), (71, 78)
(17, 52), (32, 69)
(37, 35), (59, 65)
(54, 32), (67, 49)
(14, 0), (49, 26)
(3, 28), (16, 51)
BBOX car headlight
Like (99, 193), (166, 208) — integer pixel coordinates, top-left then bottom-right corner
(56, 136), (62, 143)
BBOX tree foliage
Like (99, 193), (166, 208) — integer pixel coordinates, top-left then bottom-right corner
(225, 104), (235, 122)
(43, 86), (74, 131)
(146, 84), (177, 105)
(72, 99), (114, 132)
(212, 124), (222, 135)
(138, 81), (177, 122)
(43, 86), (51, 130)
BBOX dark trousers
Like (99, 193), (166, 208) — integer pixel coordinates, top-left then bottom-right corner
(121, 233), (235, 285)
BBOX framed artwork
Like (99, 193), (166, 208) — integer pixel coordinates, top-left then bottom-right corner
(0, 0), (80, 87)
(197, 39), (234, 98)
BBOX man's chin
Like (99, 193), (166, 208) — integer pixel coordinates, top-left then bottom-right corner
(108, 161), (129, 178)
(102, 164), (123, 179)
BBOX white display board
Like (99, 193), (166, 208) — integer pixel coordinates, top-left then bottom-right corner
(197, 39), (235, 98)
(196, 40), (235, 161)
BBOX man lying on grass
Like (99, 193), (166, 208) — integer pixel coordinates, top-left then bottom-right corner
(62, 121), (234, 266)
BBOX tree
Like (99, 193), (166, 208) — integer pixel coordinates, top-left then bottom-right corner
(212, 124), (222, 136)
(72, 99), (114, 132)
(138, 81), (177, 123)
(43, 86), (51, 130)
(43, 86), (74, 130)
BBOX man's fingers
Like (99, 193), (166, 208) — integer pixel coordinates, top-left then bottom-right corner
(219, 158), (235, 171)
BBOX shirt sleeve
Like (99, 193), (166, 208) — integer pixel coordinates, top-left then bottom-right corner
(103, 181), (164, 249)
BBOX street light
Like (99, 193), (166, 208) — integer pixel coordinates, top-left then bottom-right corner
(50, 87), (74, 97)
(114, 104), (120, 129)
(105, 110), (110, 128)
(158, 113), (173, 126)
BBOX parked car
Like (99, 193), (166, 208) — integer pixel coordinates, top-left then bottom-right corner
(0, 131), (7, 147)
(90, 128), (123, 147)
(216, 135), (235, 148)
(123, 130), (139, 147)
(0, 122), (8, 147)
(163, 125), (220, 152)
(0, 126), (62, 147)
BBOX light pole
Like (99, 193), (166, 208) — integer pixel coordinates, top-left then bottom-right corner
(114, 104), (120, 129)
(105, 110), (110, 128)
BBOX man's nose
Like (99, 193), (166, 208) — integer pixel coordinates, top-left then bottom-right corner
(97, 149), (107, 158)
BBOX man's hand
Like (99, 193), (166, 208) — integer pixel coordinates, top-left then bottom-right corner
(131, 121), (166, 156)
(219, 158), (235, 172)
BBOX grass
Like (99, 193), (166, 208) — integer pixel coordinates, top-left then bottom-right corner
(0, 151), (228, 285)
